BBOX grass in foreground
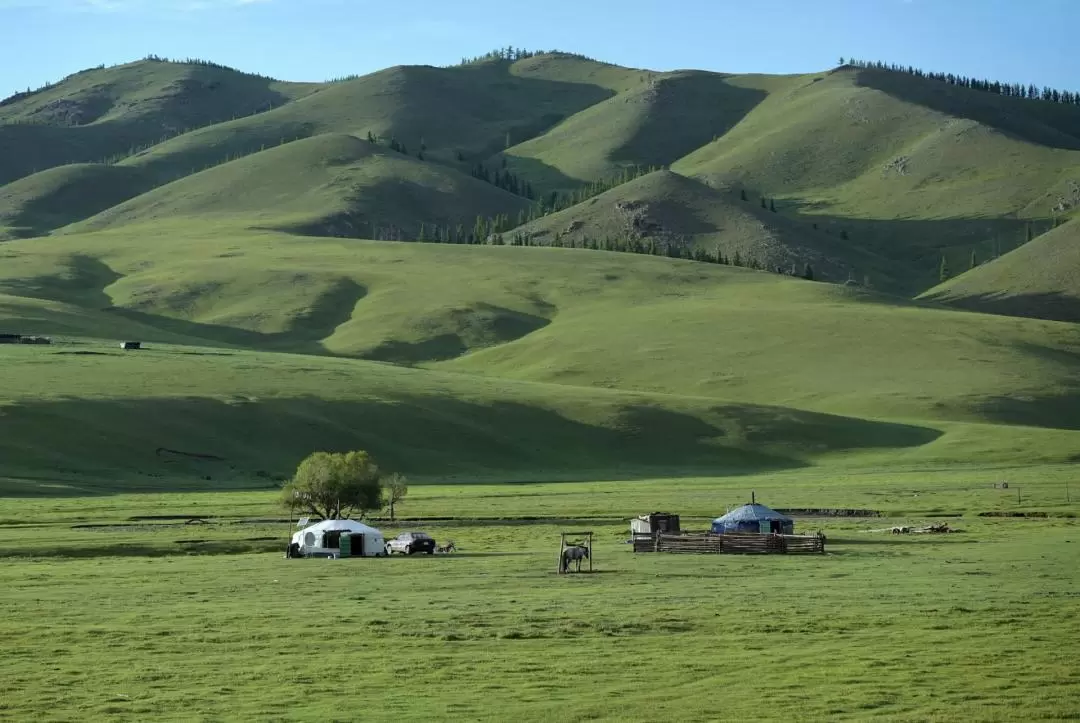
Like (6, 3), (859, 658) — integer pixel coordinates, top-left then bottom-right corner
(1, 469), (1078, 721)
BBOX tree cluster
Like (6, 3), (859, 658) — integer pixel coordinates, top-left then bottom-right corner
(282, 451), (409, 521)
(842, 57), (1080, 106)
(456, 47), (597, 66)
(469, 163), (535, 199)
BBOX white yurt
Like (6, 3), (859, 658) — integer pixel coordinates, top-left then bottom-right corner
(289, 519), (386, 558)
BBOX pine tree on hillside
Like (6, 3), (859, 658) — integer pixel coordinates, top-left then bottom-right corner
(740, 189), (747, 202)
(803, 263), (814, 281)
(939, 256), (950, 282)
(366, 131), (376, 144)
(840, 229), (849, 241)
(970, 249), (978, 269)
(1025, 223), (1034, 243)
(769, 198), (776, 212)
(760, 197), (767, 209)
(418, 222), (427, 242)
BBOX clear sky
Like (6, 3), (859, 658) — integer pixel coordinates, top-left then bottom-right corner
(1, 0), (1076, 100)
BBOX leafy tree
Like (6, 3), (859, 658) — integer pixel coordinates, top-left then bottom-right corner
(281, 451), (384, 520)
(939, 256), (950, 282)
(384, 473), (408, 522)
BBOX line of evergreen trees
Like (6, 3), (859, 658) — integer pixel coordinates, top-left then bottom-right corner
(401, 215), (816, 280)
(456, 47), (598, 66)
(841, 57), (1080, 106)
(469, 163), (535, 199)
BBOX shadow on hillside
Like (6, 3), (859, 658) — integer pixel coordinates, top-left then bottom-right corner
(925, 290), (1080, 325)
(98, 277), (366, 353)
(614, 73), (767, 168)
(1, 253), (121, 308)
(775, 206), (1039, 294)
(0, 395), (942, 497)
(854, 68), (1080, 151)
(0, 66), (294, 185)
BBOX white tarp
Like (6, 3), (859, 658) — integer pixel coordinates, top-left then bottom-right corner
(291, 519), (386, 557)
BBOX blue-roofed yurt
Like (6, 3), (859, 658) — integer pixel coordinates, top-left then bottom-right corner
(711, 503), (793, 535)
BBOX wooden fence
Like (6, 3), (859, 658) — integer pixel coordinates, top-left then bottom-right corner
(633, 532), (825, 555)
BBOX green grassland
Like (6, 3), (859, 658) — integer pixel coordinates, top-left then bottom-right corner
(923, 217), (1080, 323)
(2, 50), (1080, 721)
(1, 473), (1078, 721)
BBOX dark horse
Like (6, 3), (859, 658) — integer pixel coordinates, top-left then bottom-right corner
(561, 544), (589, 573)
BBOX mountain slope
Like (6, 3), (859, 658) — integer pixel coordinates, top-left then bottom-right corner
(510, 170), (898, 285)
(0, 164), (155, 238)
(0, 59), (316, 185)
(62, 133), (529, 237)
(504, 71), (768, 189)
(920, 217), (1080, 323)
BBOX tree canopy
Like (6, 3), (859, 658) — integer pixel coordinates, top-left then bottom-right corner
(281, 451), (384, 520)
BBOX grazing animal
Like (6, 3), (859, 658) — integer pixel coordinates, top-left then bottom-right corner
(436, 540), (457, 554)
(561, 544), (589, 573)
(892, 526), (911, 535)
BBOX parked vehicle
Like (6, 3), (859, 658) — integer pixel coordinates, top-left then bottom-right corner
(386, 531), (436, 555)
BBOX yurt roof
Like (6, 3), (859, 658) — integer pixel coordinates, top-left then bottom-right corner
(300, 519), (382, 535)
(713, 504), (792, 524)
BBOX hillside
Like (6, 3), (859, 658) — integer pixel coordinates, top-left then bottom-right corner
(62, 133), (529, 238)
(3, 55), (1079, 295)
(503, 71), (769, 189)
(921, 217), (1080, 323)
(511, 170), (899, 286)
(0, 59), (317, 185)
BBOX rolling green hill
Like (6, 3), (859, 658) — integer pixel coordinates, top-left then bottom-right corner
(0, 59), (317, 185)
(921, 217), (1080, 322)
(509, 169), (900, 286)
(62, 133), (529, 238)
(2, 52), (1080, 486)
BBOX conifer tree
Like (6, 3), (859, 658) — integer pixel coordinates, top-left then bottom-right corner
(418, 222), (427, 242)
(803, 263), (814, 281)
(760, 197), (767, 209)
(970, 249), (978, 270)
(769, 198), (776, 212)
(939, 256), (950, 282)
(740, 189), (747, 202)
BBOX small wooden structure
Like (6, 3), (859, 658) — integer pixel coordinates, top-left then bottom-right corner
(0, 334), (22, 344)
(120, 341), (142, 350)
(557, 530), (593, 574)
(644, 531), (825, 555)
(19, 336), (51, 345)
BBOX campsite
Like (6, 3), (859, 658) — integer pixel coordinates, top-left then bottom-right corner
(1, 5), (1079, 719)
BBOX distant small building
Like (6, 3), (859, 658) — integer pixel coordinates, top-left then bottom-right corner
(630, 512), (681, 536)
(0, 334), (22, 344)
(711, 503), (794, 535)
(19, 336), (51, 345)
(120, 341), (142, 350)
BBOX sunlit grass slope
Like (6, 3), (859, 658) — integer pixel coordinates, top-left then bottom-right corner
(921, 216), (1080, 323)
(504, 71), (768, 189)
(0, 164), (155, 238)
(4, 227), (1079, 435)
(61, 134), (528, 237)
(0, 59), (316, 184)
(0, 336), (945, 487)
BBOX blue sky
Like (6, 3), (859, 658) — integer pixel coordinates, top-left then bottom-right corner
(0, 0), (1076, 99)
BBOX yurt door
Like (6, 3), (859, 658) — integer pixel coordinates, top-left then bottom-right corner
(758, 520), (772, 534)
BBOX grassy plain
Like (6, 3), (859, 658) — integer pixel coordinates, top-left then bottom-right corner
(2, 471), (1078, 722)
